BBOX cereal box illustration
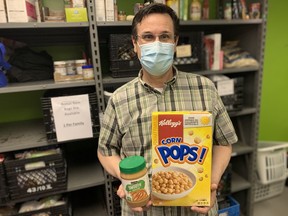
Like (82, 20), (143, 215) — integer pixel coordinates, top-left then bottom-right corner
(151, 111), (212, 206)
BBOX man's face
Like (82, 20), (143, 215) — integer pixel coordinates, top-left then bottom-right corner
(132, 13), (177, 57)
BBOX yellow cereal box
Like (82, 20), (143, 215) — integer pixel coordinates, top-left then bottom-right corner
(151, 111), (212, 206)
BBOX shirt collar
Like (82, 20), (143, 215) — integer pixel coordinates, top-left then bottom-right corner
(138, 66), (178, 91)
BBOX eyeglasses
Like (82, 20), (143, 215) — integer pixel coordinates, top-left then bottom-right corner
(136, 33), (175, 43)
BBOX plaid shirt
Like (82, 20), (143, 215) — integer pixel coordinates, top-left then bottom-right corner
(98, 68), (238, 216)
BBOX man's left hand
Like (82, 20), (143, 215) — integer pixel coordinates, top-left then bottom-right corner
(190, 183), (218, 214)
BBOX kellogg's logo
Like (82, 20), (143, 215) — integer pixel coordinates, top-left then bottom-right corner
(159, 119), (182, 128)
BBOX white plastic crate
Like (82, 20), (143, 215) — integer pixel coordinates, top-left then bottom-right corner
(256, 141), (288, 184)
(254, 179), (285, 202)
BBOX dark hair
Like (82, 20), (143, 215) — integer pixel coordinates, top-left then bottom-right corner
(131, 3), (180, 40)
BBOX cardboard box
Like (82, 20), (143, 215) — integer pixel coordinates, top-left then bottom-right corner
(72, 0), (85, 8)
(95, 0), (105, 21)
(105, 0), (114, 21)
(151, 111), (212, 206)
(0, 0), (7, 23)
(65, 7), (88, 22)
(6, 0), (37, 22)
(54, 72), (83, 82)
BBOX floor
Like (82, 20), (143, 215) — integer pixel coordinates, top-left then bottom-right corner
(253, 185), (288, 216)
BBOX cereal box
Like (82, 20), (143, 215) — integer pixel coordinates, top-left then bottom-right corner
(151, 111), (212, 206)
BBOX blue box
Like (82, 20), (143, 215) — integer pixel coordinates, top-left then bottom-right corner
(218, 196), (240, 216)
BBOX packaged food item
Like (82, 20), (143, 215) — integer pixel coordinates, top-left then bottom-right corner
(65, 60), (76, 75)
(250, 3), (261, 19)
(151, 111), (212, 206)
(119, 155), (150, 208)
(190, 0), (201, 21)
(202, 0), (209, 19)
(118, 11), (126, 21)
(75, 59), (86, 75)
(53, 61), (66, 76)
(82, 65), (94, 80)
(224, 2), (232, 20)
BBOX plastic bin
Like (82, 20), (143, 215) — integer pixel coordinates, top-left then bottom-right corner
(254, 179), (285, 202)
(218, 196), (240, 216)
(13, 203), (70, 216)
(4, 148), (67, 201)
(256, 141), (288, 184)
(174, 31), (205, 72)
(109, 34), (141, 78)
(0, 157), (9, 204)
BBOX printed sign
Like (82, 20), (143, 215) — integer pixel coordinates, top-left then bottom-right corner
(51, 94), (93, 142)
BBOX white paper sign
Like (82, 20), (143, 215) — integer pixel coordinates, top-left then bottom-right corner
(176, 44), (192, 58)
(217, 79), (234, 96)
(51, 94), (93, 142)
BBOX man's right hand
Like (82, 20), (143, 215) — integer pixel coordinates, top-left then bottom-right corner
(117, 184), (152, 212)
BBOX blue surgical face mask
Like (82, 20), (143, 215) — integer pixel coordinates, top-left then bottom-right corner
(138, 41), (175, 76)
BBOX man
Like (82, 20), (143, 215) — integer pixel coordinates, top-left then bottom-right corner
(98, 3), (237, 216)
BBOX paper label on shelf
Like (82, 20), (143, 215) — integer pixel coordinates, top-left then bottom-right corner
(217, 79), (234, 96)
(51, 94), (93, 142)
(176, 44), (192, 58)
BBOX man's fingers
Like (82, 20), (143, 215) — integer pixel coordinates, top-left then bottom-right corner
(117, 184), (125, 198)
(191, 206), (210, 214)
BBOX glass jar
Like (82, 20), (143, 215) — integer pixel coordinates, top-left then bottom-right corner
(118, 11), (126, 21)
(224, 3), (232, 20)
(190, 0), (201, 21)
(65, 60), (76, 75)
(75, 59), (87, 75)
(54, 61), (67, 76)
(119, 156), (150, 208)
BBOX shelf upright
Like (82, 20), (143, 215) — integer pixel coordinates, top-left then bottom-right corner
(87, 1), (114, 216)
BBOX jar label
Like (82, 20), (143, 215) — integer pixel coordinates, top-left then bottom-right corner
(122, 174), (150, 203)
(83, 69), (94, 80)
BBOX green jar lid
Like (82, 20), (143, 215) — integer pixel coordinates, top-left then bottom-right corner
(119, 156), (146, 174)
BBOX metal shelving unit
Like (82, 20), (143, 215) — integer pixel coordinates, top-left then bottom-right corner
(0, 1), (267, 216)
(0, 1), (108, 215)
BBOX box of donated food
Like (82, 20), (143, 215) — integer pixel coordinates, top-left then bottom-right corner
(152, 111), (212, 206)
(6, 0), (37, 22)
(65, 8), (88, 22)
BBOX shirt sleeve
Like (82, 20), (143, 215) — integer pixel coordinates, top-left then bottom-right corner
(98, 98), (121, 156)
